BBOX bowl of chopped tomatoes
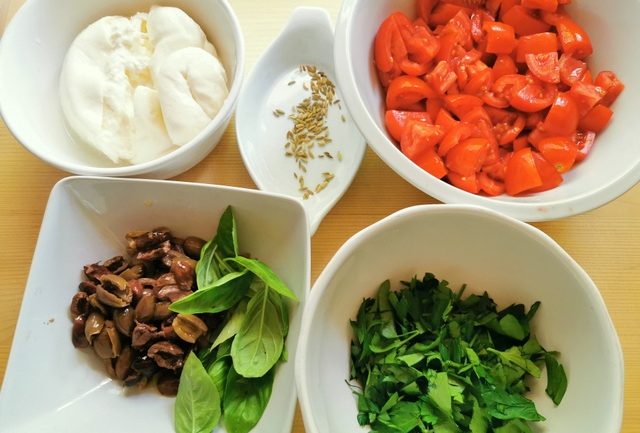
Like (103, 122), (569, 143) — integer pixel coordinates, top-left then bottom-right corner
(334, 0), (638, 220)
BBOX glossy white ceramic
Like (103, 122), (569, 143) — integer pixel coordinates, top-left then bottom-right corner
(0, 0), (244, 179)
(0, 177), (310, 433)
(236, 7), (366, 235)
(334, 0), (640, 221)
(296, 205), (623, 433)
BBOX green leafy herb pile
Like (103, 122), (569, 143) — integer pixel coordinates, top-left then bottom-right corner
(350, 273), (567, 433)
(171, 206), (298, 433)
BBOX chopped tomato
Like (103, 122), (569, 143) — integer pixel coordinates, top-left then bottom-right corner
(528, 151), (563, 192)
(573, 130), (596, 162)
(478, 171), (506, 195)
(386, 76), (436, 110)
(515, 32), (559, 63)
(513, 136), (530, 150)
(416, 0), (437, 23)
(526, 52), (560, 84)
(543, 92), (579, 135)
(521, 0), (558, 12)
(435, 108), (459, 131)
(494, 113), (526, 145)
(430, 2), (472, 26)
(594, 71), (625, 107)
(483, 21), (517, 54)
(444, 94), (484, 118)
(502, 6), (551, 36)
(509, 78), (557, 112)
(438, 122), (474, 156)
(578, 104), (613, 133)
(569, 81), (606, 116)
(463, 68), (493, 95)
(492, 54), (518, 80)
(385, 110), (433, 142)
(445, 137), (490, 176)
(448, 172), (480, 193)
(374, 15), (402, 73)
(505, 147), (543, 195)
(556, 15), (593, 58)
(413, 148), (449, 178)
(537, 136), (578, 172)
(400, 120), (444, 160)
(426, 60), (458, 95)
(426, 98), (444, 122)
(559, 54), (587, 86)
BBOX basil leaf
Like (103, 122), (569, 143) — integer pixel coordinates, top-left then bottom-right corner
(223, 366), (275, 433)
(231, 286), (285, 377)
(170, 271), (252, 314)
(196, 240), (219, 289)
(482, 388), (545, 422)
(207, 355), (231, 402)
(544, 354), (568, 405)
(215, 206), (238, 258)
(487, 347), (541, 378)
(211, 299), (248, 349)
(175, 352), (221, 433)
(227, 256), (298, 301)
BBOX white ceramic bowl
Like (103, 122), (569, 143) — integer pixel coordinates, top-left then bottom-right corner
(0, 0), (244, 179)
(0, 177), (309, 433)
(334, 0), (640, 221)
(296, 205), (623, 433)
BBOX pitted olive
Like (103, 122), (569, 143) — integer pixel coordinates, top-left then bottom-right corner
(147, 341), (184, 370)
(173, 314), (208, 344)
(135, 293), (156, 322)
(93, 320), (121, 359)
(72, 315), (89, 348)
(183, 236), (206, 259)
(70, 292), (89, 317)
(84, 312), (105, 344)
(115, 346), (134, 380)
(97, 274), (132, 308)
(113, 307), (135, 337)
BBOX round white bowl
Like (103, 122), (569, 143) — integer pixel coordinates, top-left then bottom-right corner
(334, 0), (640, 221)
(0, 0), (244, 179)
(296, 205), (623, 433)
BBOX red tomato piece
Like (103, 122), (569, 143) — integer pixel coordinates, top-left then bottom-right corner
(386, 76), (436, 110)
(515, 32), (559, 63)
(374, 16), (399, 73)
(578, 104), (613, 133)
(494, 113), (526, 146)
(537, 135), (578, 172)
(447, 172), (480, 193)
(526, 110), (545, 129)
(502, 6), (551, 36)
(471, 10), (494, 43)
(444, 94), (484, 119)
(416, 0), (437, 23)
(569, 81), (606, 116)
(556, 15), (593, 59)
(483, 21), (517, 54)
(400, 120), (444, 160)
(559, 54), (587, 86)
(543, 92), (579, 135)
(573, 130), (596, 162)
(446, 137), (491, 176)
(482, 152), (511, 181)
(492, 54), (518, 80)
(426, 98), (444, 123)
(430, 3), (471, 27)
(385, 110), (433, 142)
(499, 0), (520, 20)
(478, 171), (506, 196)
(464, 68), (493, 96)
(513, 136), (530, 150)
(521, 0), (559, 12)
(505, 147), (543, 195)
(594, 71), (625, 107)
(528, 151), (563, 192)
(414, 148), (449, 178)
(426, 61), (458, 95)
(509, 78), (557, 112)
(435, 108), (459, 131)
(438, 122), (474, 157)
(526, 52), (560, 84)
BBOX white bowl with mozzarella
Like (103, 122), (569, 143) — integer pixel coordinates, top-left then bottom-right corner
(0, 0), (244, 179)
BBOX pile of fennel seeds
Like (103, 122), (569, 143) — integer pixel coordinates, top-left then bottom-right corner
(280, 65), (344, 200)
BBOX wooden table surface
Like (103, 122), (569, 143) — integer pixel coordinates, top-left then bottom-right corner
(1, 1), (639, 431)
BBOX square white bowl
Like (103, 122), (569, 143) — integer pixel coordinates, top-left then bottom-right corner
(0, 176), (309, 433)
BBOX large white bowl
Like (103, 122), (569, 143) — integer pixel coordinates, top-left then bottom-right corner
(296, 205), (623, 433)
(0, 0), (244, 179)
(334, 0), (640, 221)
(0, 177), (310, 433)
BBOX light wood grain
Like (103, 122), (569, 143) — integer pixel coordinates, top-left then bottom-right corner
(1, 1), (639, 432)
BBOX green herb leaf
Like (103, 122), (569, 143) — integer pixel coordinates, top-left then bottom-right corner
(482, 388), (545, 422)
(196, 240), (219, 289)
(544, 354), (568, 405)
(494, 419), (533, 433)
(207, 355), (231, 401)
(175, 352), (221, 433)
(211, 299), (249, 349)
(223, 366), (275, 433)
(170, 270), (253, 314)
(231, 286), (285, 377)
(215, 206), (238, 258)
(227, 256), (298, 301)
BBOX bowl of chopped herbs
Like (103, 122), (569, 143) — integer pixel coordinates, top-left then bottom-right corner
(296, 204), (622, 433)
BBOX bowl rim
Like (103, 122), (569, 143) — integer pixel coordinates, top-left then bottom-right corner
(295, 203), (624, 433)
(0, 0), (245, 177)
(333, 0), (640, 222)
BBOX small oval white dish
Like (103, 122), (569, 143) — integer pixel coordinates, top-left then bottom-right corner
(236, 7), (366, 235)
